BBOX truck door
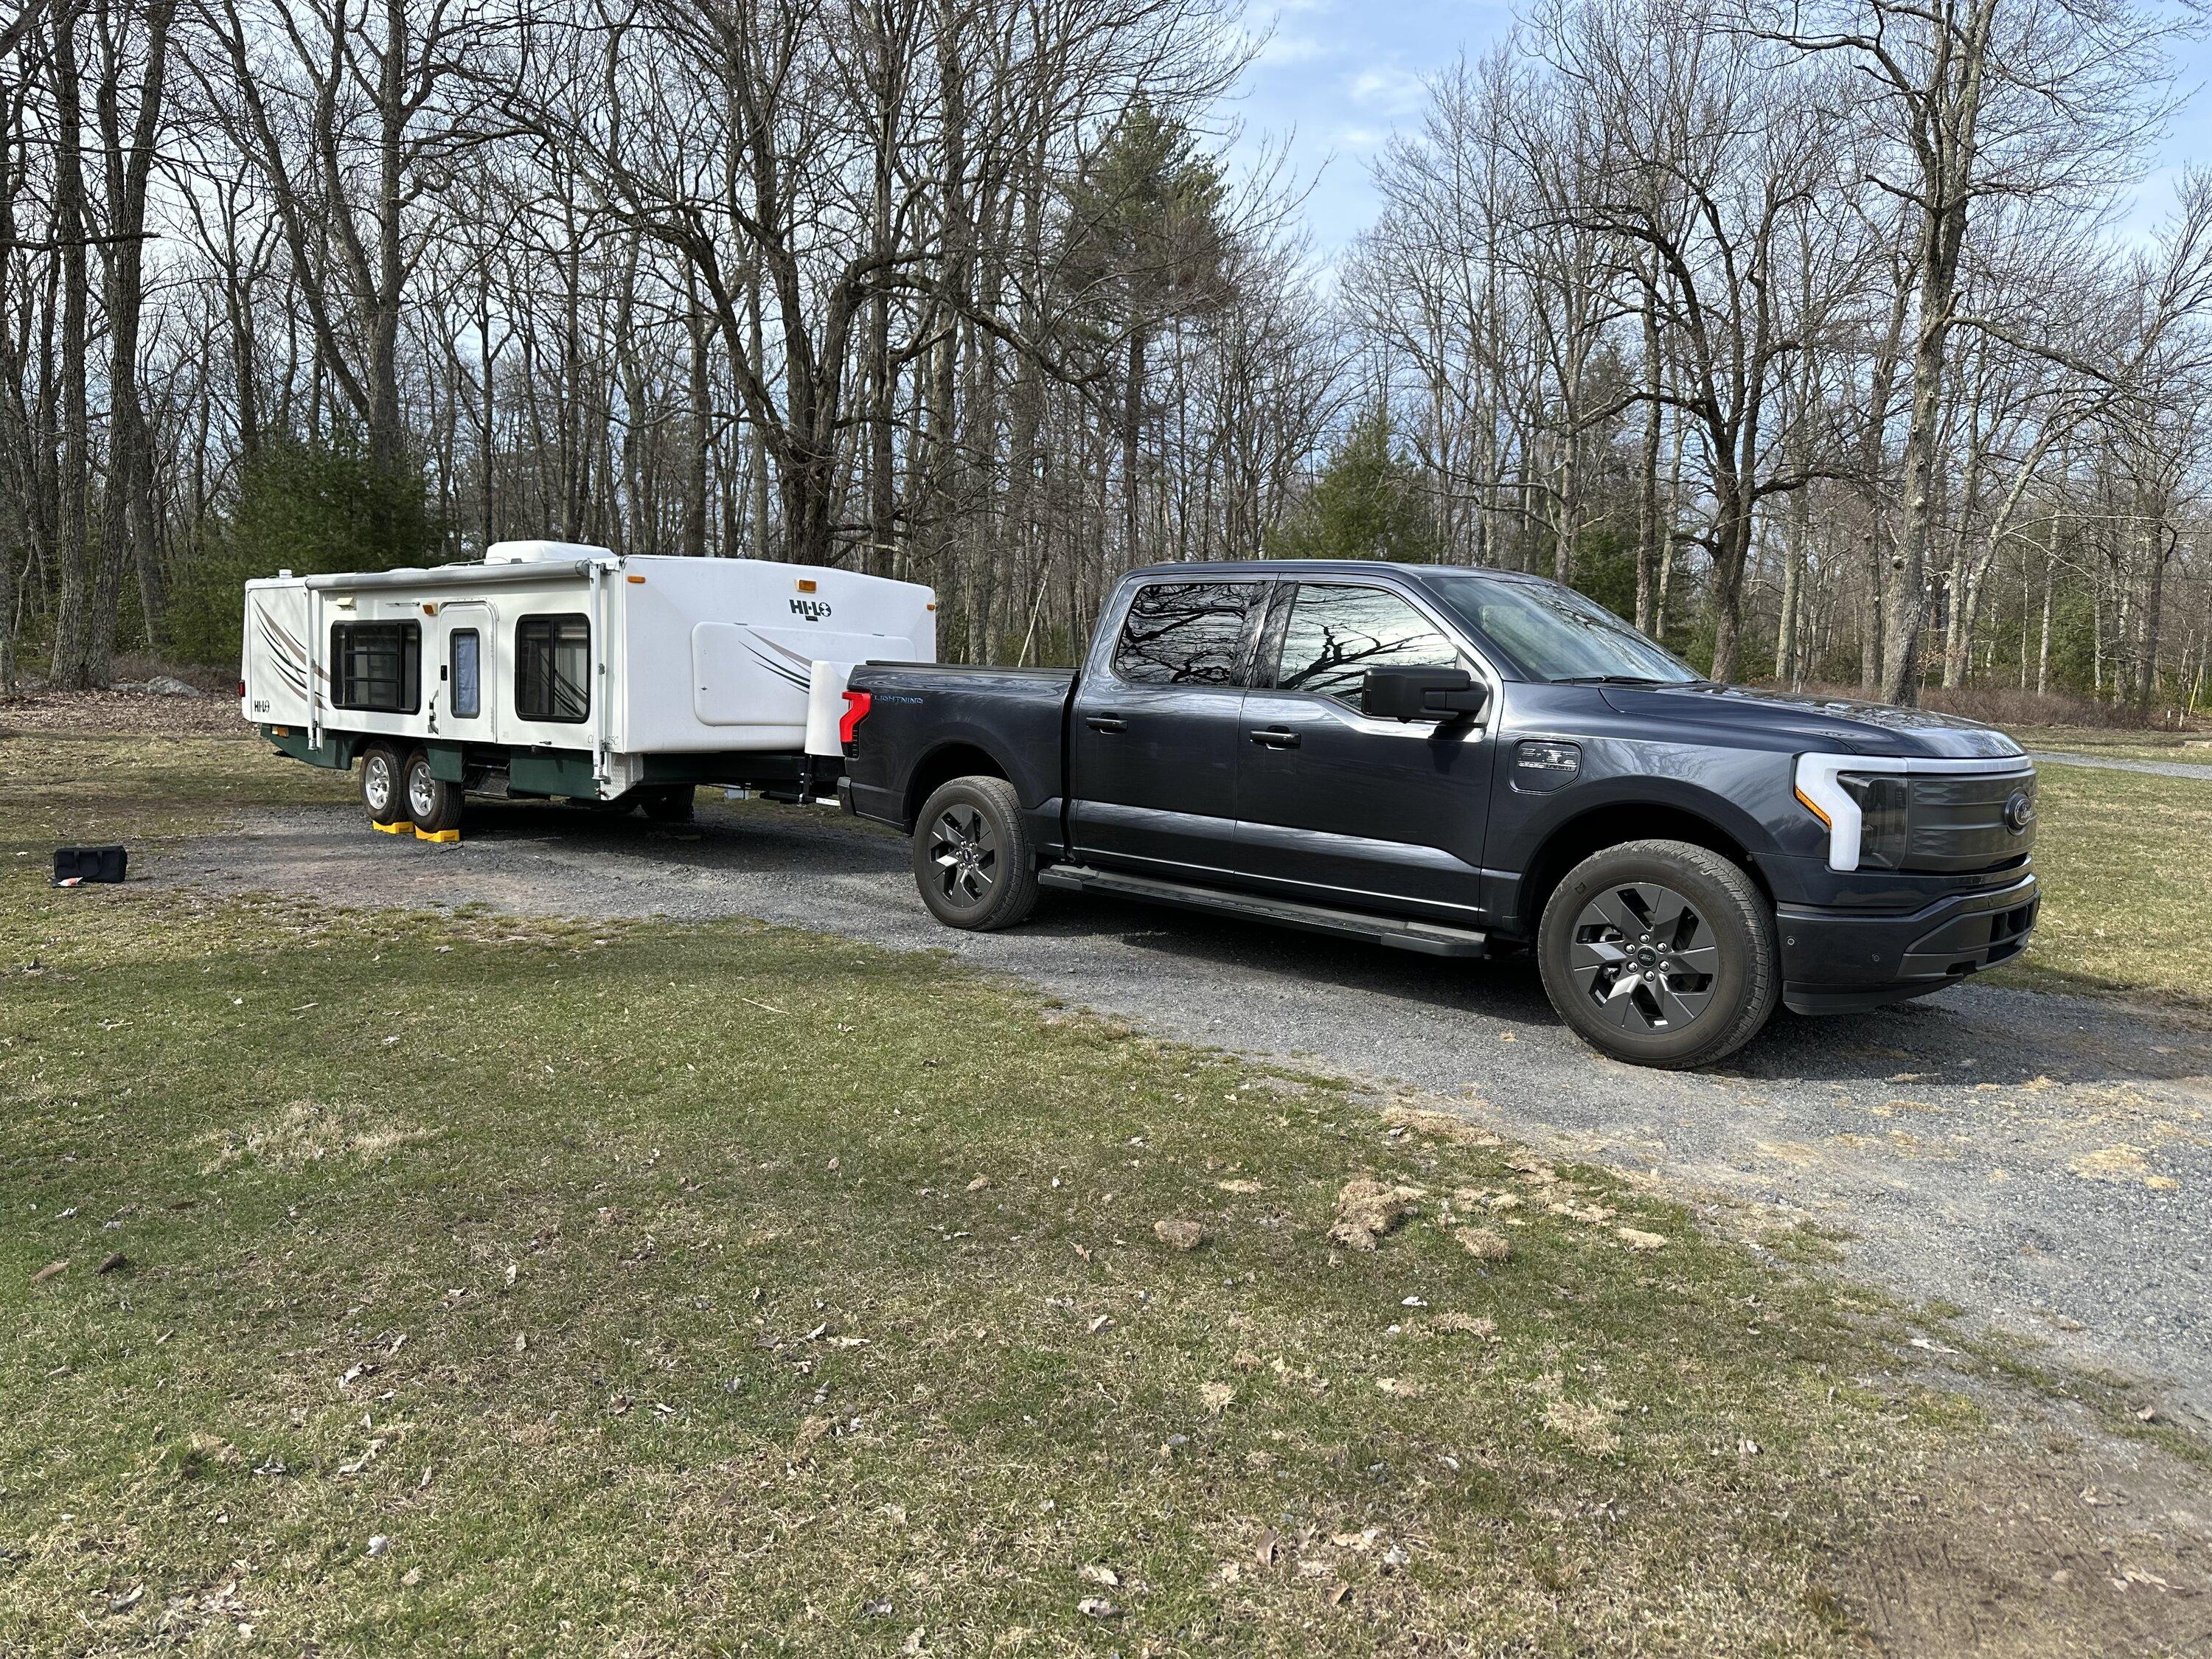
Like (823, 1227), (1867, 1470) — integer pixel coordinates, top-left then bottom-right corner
(1067, 579), (1265, 877)
(1233, 581), (1494, 920)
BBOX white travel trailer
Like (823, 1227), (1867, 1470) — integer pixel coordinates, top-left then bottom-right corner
(241, 540), (934, 833)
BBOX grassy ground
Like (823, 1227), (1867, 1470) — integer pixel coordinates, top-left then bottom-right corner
(1990, 760), (2212, 1010)
(0, 739), (2023, 1656)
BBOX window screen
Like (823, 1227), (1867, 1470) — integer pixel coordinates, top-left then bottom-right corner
(330, 622), (420, 712)
(1109, 582), (1260, 686)
(515, 614), (590, 723)
(450, 630), (480, 720)
(1273, 585), (1462, 706)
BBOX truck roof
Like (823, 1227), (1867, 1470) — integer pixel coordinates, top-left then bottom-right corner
(1122, 559), (1554, 586)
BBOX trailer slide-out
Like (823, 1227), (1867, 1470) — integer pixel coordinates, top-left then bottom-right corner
(243, 540), (935, 832)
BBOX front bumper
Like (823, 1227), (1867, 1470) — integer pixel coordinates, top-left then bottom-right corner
(1776, 870), (2039, 1015)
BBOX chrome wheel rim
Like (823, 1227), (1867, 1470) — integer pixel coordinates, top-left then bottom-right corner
(928, 803), (998, 910)
(1568, 882), (1719, 1034)
(407, 763), (437, 821)
(365, 753), (394, 814)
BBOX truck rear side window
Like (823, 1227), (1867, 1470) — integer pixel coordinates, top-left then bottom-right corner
(1272, 585), (1461, 706)
(330, 621), (420, 713)
(1110, 582), (1260, 686)
(515, 614), (590, 723)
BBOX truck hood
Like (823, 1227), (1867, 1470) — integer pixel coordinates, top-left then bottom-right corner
(1597, 683), (2026, 760)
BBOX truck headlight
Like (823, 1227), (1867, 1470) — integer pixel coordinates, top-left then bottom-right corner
(1837, 773), (1909, 869)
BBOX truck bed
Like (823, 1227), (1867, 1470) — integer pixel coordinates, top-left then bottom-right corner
(841, 662), (1075, 841)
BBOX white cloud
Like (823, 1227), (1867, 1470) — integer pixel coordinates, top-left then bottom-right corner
(1346, 64), (1425, 114)
(1259, 32), (1330, 64)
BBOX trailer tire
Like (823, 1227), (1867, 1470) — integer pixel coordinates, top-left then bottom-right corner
(639, 786), (696, 823)
(912, 776), (1037, 931)
(361, 744), (405, 824)
(1537, 838), (1777, 1070)
(403, 749), (465, 835)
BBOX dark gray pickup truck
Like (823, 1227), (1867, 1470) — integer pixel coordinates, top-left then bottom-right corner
(839, 560), (2038, 1068)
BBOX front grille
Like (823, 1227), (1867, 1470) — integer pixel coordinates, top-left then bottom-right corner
(1902, 770), (2035, 873)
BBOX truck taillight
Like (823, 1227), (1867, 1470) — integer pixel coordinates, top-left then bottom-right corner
(237, 679), (246, 698)
(838, 689), (873, 745)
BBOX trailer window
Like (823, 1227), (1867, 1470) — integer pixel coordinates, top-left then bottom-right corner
(450, 630), (480, 720)
(330, 622), (420, 713)
(515, 614), (590, 723)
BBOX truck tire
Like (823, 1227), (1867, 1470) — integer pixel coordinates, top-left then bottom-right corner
(912, 776), (1038, 931)
(639, 785), (696, 823)
(1537, 838), (1778, 1070)
(403, 748), (465, 835)
(361, 743), (404, 824)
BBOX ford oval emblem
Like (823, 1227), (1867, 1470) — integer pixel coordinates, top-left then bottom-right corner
(2003, 790), (2036, 834)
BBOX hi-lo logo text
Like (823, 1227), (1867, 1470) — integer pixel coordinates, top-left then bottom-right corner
(790, 598), (834, 622)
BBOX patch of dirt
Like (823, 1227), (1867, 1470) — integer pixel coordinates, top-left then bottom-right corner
(1, 688), (243, 738)
(1848, 1402), (2212, 1657)
(1328, 1175), (1421, 1251)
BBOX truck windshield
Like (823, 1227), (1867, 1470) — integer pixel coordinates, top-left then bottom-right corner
(1425, 574), (1702, 685)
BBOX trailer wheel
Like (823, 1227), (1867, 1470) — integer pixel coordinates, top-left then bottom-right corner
(639, 786), (695, 823)
(361, 744), (404, 824)
(912, 776), (1037, 931)
(403, 749), (465, 835)
(1537, 838), (1778, 1070)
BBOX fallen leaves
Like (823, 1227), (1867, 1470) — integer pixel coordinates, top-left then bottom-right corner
(1077, 1563), (1119, 1588)
(29, 1260), (66, 1285)
(1199, 1381), (1236, 1414)
(1077, 1596), (1120, 1620)
(1329, 1178), (1420, 1251)
(1215, 1178), (1263, 1194)
(1616, 1227), (1669, 1252)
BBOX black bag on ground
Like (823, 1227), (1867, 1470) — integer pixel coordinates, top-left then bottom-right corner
(53, 846), (127, 884)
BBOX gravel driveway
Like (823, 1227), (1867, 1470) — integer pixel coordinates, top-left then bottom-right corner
(159, 795), (2212, 1425)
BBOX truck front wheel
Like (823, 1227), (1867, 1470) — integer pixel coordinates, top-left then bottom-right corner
(912, 776), (1037, 931)
(1537, 838), (1778, 1070)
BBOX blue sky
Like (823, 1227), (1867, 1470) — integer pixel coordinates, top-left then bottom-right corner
(1226, 0), (2212, 260)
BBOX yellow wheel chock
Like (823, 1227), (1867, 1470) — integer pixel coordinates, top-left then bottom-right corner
(414, 827), (460, 844)
(371, 819), (411, 835)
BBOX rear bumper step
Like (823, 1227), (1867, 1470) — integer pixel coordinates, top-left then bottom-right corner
(1037, 864), (1489, 958)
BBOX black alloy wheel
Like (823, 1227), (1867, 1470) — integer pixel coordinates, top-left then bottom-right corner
(910, 775), (1038, 931)
(1537, 838), (1778, 1069)
(1566, 880), (1719, 1035)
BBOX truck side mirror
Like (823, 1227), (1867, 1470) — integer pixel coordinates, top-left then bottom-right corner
(1362, 666), (1489, 723)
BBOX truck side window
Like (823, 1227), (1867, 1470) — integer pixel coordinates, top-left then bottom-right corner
(1273, 585), (1461, 706)
(451, 630), (480, 720)
(1110, 582), (1261, 686)
(515, 614), (591, 723)
(330, 621), (420, 712)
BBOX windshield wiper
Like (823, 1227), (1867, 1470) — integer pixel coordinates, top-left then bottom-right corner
(1550, 673), (1695, 687)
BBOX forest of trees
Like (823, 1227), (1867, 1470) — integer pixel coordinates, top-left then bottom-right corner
(1, 0), (2208, 714)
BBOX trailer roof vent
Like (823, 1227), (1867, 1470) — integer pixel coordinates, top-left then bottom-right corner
(486, 539), (613, 565)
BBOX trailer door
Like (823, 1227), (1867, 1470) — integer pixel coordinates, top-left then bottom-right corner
(437, 600), (497, 743)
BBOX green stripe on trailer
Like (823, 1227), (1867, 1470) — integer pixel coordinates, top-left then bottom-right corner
(263, 726), (358, 770)
(507, 748), (599, 798)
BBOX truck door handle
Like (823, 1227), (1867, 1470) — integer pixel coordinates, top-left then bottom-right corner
(1085, 714), (1127, 734)
(1250, 727), (1301, 749)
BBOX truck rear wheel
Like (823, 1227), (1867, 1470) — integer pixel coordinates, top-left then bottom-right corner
(403, 748), (465, 835)
(912, 776), (1037, 931)
(1537, 838), (1777, 1070)
(361, 744), (404, 824)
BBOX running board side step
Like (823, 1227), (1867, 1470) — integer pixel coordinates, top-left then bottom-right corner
(1036, 864), (1489, 958)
